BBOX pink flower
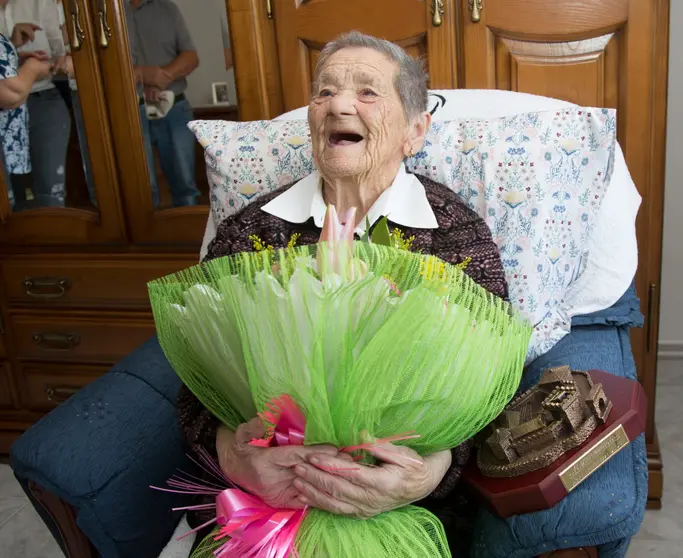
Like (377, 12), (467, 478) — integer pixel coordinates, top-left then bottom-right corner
(317, 205), (366, 278)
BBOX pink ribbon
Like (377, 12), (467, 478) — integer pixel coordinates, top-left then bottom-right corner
(213, 490), (306, 558)
(154, 395), (420, 557)
(249, 395), (307, 449)
(210, 395), (308, 557)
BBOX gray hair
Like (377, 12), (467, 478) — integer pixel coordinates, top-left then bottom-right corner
(313, 31), (429, 121)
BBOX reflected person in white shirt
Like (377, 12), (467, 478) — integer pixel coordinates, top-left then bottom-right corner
(0, 0), (71, 208)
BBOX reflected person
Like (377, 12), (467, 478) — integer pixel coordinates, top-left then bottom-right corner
(126, 0), (200, 208)
(0, 33), (51, 208)
(0, 0), (71, 208)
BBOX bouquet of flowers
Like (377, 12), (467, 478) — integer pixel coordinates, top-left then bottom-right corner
(148, 207), (532, 558)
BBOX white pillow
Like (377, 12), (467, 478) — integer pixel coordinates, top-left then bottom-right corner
(201, 90), (639, 323)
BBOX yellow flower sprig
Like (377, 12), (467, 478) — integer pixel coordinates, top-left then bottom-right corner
(249, 234), (273, 253)
(457, 257), (472, 271)
(287, 232), (301, 250)
(420, 256), (471, 280)
(390, 228), (415, 251)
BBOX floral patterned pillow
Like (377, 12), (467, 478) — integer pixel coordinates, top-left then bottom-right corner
(190, 107), (617, 360)
(189, 119), (313, 226)
(406, 107), (617, 360)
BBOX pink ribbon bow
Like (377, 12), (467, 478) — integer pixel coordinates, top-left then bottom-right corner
(154, 395), (419, 557)
(249, 394), (306, 448)
(214, 395), (309, 557)
(213, 490), (306, 558)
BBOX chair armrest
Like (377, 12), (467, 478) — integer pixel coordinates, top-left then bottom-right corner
(11, 337), (192, 558)
(471, 325), (647, 558)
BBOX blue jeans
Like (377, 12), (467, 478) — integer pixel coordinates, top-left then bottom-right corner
(139, 98), (198, 208)
(26, 88), (71, 207)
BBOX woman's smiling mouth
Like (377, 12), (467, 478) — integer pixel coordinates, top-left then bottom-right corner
(328, 132), (365, 147)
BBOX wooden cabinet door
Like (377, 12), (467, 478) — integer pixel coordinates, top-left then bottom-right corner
(232, 0), (459, 118)
(459, 0), (669, 447)
(0, 0), (126, 245)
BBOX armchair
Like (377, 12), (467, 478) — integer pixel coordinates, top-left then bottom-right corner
(10, 286), (647, 558)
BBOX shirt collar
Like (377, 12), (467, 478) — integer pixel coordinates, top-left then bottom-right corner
(261, 165), (438, 234)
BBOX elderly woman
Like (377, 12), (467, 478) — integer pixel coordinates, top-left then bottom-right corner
(179, 31), (507, 552)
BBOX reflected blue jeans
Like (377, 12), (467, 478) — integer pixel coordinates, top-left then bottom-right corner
(139, 98), (198, 208)
(25, 88), (71, 207)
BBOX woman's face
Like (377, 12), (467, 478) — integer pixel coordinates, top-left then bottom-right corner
(308, 47), (411, 180)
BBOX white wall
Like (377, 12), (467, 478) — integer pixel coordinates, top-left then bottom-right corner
(173, 0), (237, 107)
(658, 0), (683, 354)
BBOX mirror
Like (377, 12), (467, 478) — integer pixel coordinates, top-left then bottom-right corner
(0, 0), (96, 213)
(123, 0), (238, 210)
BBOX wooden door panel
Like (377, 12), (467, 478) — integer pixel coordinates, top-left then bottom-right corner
(273, 0), (457, 111)
(460, 0), (668, 449)
(473, 0), (628, 37)
(495, 35), (618, 109)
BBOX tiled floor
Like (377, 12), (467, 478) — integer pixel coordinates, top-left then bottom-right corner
(0, 362), (681, 557)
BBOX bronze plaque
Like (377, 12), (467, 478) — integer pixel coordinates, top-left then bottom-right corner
(559, 424), (629, 492)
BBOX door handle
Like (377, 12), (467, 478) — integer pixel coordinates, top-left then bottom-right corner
(97, 0), (113, 48)
(431, 0), (445, 27)
(68, 0), (86, 51)
(469, 0), (483, 23)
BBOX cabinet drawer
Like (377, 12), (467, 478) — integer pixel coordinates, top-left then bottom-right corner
(19, 363), (107, 411)
(1, 258), (195, 309)
(0, 363), (13, 408)
(10, 312), (156, 363)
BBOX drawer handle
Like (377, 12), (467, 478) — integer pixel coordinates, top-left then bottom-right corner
(45, 385), (80, 403)
(23, 277), (71, 299)
(33, 333), (81, 351)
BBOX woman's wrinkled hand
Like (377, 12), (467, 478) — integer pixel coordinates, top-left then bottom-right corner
(216, 418), (347, 509)
(292, 443), (452, 519)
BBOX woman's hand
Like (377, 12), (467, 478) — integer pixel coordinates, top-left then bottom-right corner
(18, 51), (49, 64)
(11, 23), (42, 48)
(216, 418), (346, 509)
(21, 56), (52, 82)
(292, 443), (452, 519)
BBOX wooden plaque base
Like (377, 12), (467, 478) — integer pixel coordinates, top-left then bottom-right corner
(462, 370), (647, 518)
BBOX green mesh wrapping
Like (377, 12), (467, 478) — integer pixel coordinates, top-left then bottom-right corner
(149, 242), (532, 557)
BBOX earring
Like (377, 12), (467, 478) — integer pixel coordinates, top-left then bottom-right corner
(409, 148), (415, 158)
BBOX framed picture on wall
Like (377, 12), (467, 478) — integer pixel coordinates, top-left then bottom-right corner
(212, 82), (232, 105)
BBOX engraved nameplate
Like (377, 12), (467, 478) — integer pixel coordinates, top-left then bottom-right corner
(559, 424), (630, 492)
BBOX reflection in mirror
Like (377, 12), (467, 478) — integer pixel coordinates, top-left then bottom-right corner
(124, 0), (238, 210)
(0, 0), (97, 213)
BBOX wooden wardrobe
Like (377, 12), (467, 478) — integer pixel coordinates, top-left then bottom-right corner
(228, 0), (669, 507)
(0, 3), (236, 451)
